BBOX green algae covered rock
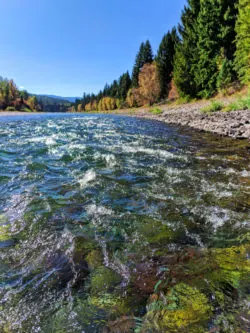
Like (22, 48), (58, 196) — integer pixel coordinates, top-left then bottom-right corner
(86, 249), (103, 270)
(141, 283), (211, 332)
(0, 215), (10, 242)
(89, 292), (132, 319)
(138, 217), (174, 245)
(90, 266), (122, 295)
(46, 298), (106, 333)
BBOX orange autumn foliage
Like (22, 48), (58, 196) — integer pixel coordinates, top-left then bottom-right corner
(126, 63), (161, 107)
(168, 78), (179, 100)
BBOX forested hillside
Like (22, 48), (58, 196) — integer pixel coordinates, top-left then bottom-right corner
(0, 77), (72, 112)
(1, 0), (249, 113)
(0, 77), (41, 112)
(34, 94), (72, 112)
(75, 0), (249, 112)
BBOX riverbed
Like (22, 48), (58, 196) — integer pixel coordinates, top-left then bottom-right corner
(0, 113), (249, 332)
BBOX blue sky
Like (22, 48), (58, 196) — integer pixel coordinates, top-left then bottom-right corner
(0, 0), (186, 97)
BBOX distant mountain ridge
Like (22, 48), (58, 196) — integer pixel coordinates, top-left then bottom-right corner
(38, 95), (80, 103)
(32, 94), (75, 112)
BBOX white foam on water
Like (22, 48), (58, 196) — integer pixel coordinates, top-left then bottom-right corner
(48, 146), (64, 158)
(225, 168), (237, 175)
(78, 169), (96, 189)
(241, 170), (250, 177)
(47, 120), (56, 128)
(105, 154), (116, 168)
(93, 152), (117, 168)
(86, 204), (113, 217)
(27, 136), (48, 143)
(45, 137), (57, 146)
(122, 144), (187, 161)
(191, 205), (239, 231)
(67, 143), (87, 151)
(4, 192), (31, 231)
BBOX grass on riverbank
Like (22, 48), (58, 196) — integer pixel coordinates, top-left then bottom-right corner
(149, 108), (163, 115)
(201, 90), (250, 113)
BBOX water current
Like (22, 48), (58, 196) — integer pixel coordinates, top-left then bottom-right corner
(0, 113), (249, 332)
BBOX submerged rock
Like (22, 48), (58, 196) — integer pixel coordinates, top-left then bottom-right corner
(90, 266), (122, 295)
(141, 283), (212, 333)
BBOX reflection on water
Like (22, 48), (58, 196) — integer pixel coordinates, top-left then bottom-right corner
(0, 113), (249, 332)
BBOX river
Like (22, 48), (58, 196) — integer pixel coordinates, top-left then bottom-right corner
(0, 113), (249, 332)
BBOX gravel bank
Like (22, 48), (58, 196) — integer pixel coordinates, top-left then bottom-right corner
(130, 102), (250, 139)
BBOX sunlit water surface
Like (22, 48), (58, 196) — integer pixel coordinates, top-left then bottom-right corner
(0, 114), (249, 333)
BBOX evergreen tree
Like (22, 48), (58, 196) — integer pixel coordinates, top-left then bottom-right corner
(132, 42), (145, 87)
(220, 0), (238, 61)
(156, 28), (179, 98)
(118, 71), (131, 100)
(110, 80), (119, 98)
(173, 0), (200, 98)
(217, 0), (238, 91)
(194, 0), (221, 98)
(19, 90), (29, 102)
(235, 0), (250, 84)
(132, 41), (153, 87)
(143, 40), (154, 64)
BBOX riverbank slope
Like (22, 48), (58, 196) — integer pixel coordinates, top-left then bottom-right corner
(123, 100), (250, 139)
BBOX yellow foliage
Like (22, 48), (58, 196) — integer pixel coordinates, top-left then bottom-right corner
(77, 104), (82, 112)
(126, 88), (138, 107)
(97, 97), (119, 111)
(85, 102), (92, 112)
(126, 63), (161, 107)
(138, 62), (161, 105)
(27, 96), (38, 111)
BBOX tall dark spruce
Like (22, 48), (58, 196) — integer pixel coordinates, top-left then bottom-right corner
(132, 41), (153, 87)
(118, 71), (132, 100)
(216, 0), (238, 91)
(156, 27), (179, 98)
(173, 0), (200, 98)
(194, 0), (222, 98)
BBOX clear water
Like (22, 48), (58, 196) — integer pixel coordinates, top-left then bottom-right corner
(0, 114), (249, 333)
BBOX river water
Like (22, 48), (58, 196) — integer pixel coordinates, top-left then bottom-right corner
(0, 113), (249, 333)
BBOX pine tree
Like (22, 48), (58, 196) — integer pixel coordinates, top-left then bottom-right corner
(143, 40), (154, 64)
(235, 0), (250, 84)
(118, 71), (131, 100)
(194, 0), (221, 98)
(132, 42), (145, 87)
(220, 0), (238, 61)
(173, 0), (200, 98)
(110, 80), (119, 98)
(156, 28), (179, 98)
(132, 41), (153, 87)
(217, 0), (238, 91)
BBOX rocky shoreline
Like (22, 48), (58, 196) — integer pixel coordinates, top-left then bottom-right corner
(128, 102), (250, 140)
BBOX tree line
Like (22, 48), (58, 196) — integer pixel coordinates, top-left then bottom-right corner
(75, 0), (249, 112)
(0, 77), (40, 112)
(0, 77), (72, 112)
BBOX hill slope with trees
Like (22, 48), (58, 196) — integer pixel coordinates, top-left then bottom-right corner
(0, 78), (72, 112)
(74, 0), (249, 113)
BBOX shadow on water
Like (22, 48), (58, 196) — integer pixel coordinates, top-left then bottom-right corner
(0, 113), (249, 332)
